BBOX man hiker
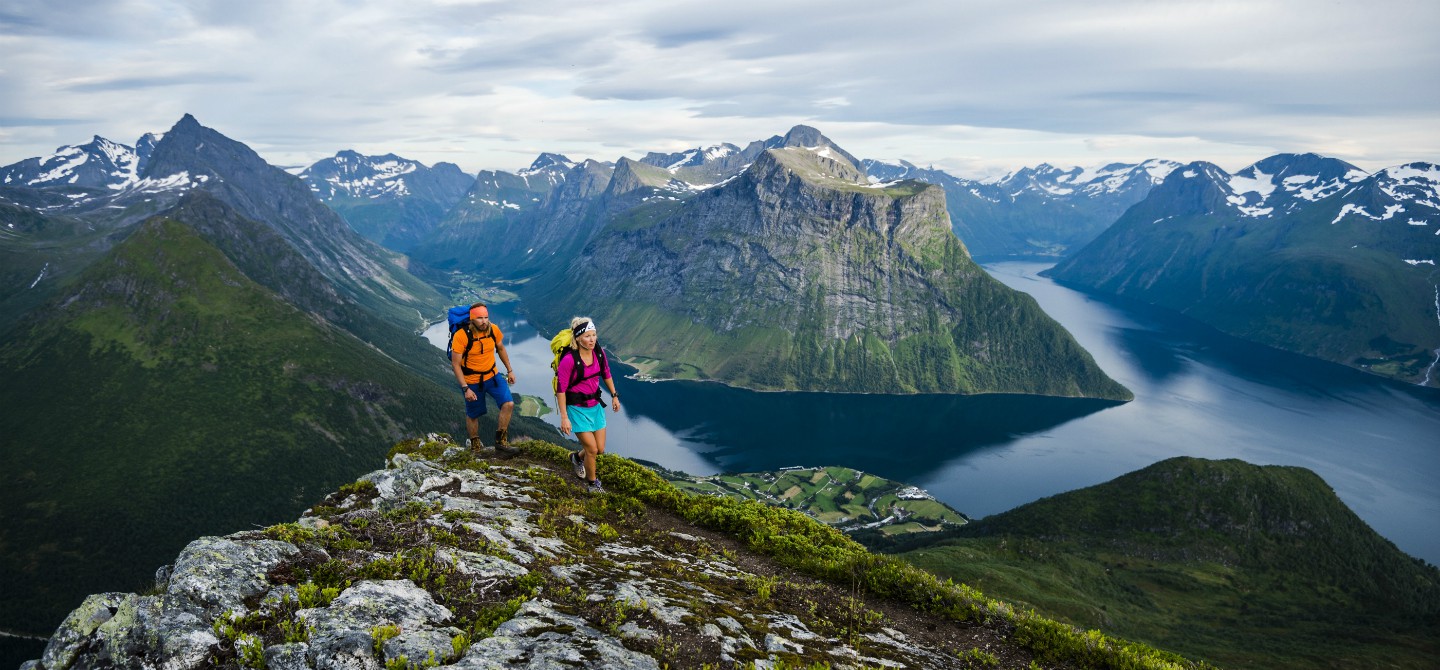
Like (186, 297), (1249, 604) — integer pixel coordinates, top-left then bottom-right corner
(451, 303), (520, 457)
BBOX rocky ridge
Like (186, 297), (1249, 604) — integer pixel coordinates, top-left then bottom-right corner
(27, 436), (1202, 670)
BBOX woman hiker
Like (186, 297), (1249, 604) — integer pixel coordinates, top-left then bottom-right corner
(556, 317), (620, 492)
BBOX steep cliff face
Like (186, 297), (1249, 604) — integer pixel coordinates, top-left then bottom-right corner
(140, 115), (445, 327)
(528, 147), (1129, 398)
(862, 158), (1178, 259)
(419, 159), (617, 277)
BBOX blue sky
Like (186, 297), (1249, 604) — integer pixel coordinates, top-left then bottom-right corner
(1, 0), (1436, 177)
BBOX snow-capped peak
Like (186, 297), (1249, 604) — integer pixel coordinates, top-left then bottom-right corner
(0, 135), (142, 191)
(1377, 163), (1440, 210)
(519, 153), (576, 175)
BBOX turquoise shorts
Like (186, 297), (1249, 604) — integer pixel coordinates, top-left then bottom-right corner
(566, 403), (607, 434)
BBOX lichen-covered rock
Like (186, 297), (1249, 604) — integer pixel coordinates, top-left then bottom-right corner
(435, 548), (528, 578)
(164, 536), (299, 618)
(453, 600), (659, 670)
(38, 593), (217, 670)
(364, 454), (454, 506)
(381, 629), (456, 667)
(40, 593), (136, 670)
(300, 580), (452, 635)
(264, 643), (311, 670)
(305, 629), (379, 670)
(116, 597), (217, 670)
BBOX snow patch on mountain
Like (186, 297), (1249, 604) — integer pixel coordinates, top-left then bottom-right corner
(1279, 174), (1347, 201)
(28, 262), (49, 289)
(1378, 163), (1440, 207)
(31, 149), (91, 185)
(1333, 203), (1406, 224)
(131, 171), (210, 193)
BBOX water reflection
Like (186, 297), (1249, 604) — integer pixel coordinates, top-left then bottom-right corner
(425, 308), (1117, 482)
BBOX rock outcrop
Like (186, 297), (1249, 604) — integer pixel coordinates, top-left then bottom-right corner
(24, 436), (1200, 670)
(25, 435), (1013, 668)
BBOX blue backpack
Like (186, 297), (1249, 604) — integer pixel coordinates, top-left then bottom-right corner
(446, 305), (497, 378)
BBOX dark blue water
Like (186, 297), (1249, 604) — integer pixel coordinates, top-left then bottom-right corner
(428, 262), (1440, 564)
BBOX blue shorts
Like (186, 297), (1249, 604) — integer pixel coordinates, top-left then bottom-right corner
(464, 375), (514, 419)
(565, 403), (607, 434)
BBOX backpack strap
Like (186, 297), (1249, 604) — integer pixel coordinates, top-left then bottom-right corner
(457, 326), (497, 379)
(563, 347), (606, 406)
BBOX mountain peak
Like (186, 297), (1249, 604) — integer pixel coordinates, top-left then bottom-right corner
(523, 152), (575, 173)
(772, 125), (863, 173)
(781, 124), (826, 145)
(172, 113), (202, 132)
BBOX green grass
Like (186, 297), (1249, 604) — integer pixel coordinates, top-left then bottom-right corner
(666, 466), (967, 536)
(892, 457), (1440, 669)
(511, 440), (1211, 670)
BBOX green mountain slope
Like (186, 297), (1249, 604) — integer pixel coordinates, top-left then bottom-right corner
(161, 191), (453, 383)
(892, 457), (1440, 669)
(1046, 157), (1440, 385)
(0, 202), (122, 335)
(0, 215), (550, 635)
(526, 146), (1130, 398)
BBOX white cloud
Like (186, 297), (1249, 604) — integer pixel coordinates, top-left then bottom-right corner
(0, 0), (1436, 176)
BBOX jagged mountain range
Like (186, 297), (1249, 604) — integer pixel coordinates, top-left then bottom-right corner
(0, 115), (445, 333)
(864, 158), (1180, 258)
(7, 124), (1438, 392)
(297, 151), (474, 252)
(0, 133), (161, 191)
(2, 125), (1176, 268)
(1046, 153), (1440, 385)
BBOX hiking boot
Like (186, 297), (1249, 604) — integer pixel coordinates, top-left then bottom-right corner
(586, 478), (604, 494)
(494, 429), (520, 458)
(570, 451), (587, 479)
(467, 436), (483, 453)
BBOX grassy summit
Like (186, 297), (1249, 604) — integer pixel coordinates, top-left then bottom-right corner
(891, 457), (1440, 669)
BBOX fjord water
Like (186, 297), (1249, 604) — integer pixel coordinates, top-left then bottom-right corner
(428, 262), (1440, 564)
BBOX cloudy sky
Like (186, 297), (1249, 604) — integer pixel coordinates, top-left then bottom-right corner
(1, 0), (1436, 178)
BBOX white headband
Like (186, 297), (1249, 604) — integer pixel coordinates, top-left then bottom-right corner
(574, 321), (596, 335)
